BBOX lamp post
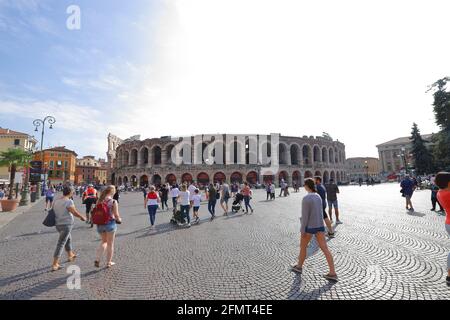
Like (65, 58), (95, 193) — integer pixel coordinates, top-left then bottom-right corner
(33, 116), (56, 199)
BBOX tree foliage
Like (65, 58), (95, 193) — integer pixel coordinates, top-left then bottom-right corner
(0, 148), (32, 200)
(409, 123), (433, 175)
(428, 77), (450, 171)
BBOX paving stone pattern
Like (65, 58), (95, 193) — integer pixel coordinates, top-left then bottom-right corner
(0, 184), (449, 300)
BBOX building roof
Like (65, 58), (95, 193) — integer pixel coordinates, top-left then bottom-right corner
(346, 157), (379, 161)
(376, 134), (434, 147)
(39, 146), (78, 157)
(0, 127), (31, 136)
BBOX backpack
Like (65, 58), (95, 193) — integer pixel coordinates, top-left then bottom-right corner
(92, 200), (113, 225)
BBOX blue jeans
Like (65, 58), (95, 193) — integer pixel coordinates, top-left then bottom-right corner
(180, 205), (190, 223)
(172, 197), (177, 209)
(54, 224), (73, 258)
(208, 200), (217, 216)
(244, 196), (253, 212)
(147, 205), (158, 226)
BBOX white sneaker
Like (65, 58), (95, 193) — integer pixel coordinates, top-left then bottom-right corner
(187, 223), (191, 228)
(336, 220), (343, 225)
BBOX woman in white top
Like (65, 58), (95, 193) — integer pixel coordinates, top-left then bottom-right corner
(192, 188), (202, 223)
(145, 186), (160, 229)
(177, 184), (191, 227)
(170, 185), (180, 212)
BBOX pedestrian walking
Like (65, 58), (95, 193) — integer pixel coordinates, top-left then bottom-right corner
(113, 185), (120, 203)
(82, 184), (98, 224)
(45, 186), (56, 211)
(435, 172), (450, 286)
(220, 183), (231, 215)
(400, 174), (415, 212)
(242, 182), (254, 214)
(314, 176), (334, 238)
(326, 179), (342, 224)
(94, 185), (122, 269)
(160, 183), (169, 211)
(170, 184), (180, 212)
(145, 186), (160, 229)
(270, 183), (276, 200)
(279, 179), (285, 197)
(291, 178), (338, 282)
(431, 182), (444, 212)
(231, 183), (238, 198)
(266, 183), (271, 200)
(207, 183), (218, 220)
(192, 189), (202, 223)
(51, 186), (86, 271)
(178, 184), (191, 227)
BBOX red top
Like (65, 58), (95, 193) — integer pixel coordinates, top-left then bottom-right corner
(242, 186), (252, 196)
(147, 192), (158, 200)
(437, 190), (450, 225)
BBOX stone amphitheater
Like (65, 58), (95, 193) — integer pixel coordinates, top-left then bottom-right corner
(108, 133), (347, 187)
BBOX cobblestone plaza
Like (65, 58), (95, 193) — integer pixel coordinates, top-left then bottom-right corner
(0, 183), (449, 300)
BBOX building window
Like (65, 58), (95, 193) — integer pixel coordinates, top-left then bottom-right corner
(14, 139), (20, 146)
(50, 153), (54, 156)
(64, 161), (68, 168)
(57, 160), (62, 168)
(49, 161), (54, 169)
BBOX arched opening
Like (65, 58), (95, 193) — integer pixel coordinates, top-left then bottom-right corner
(166, 144), (175, 165)
(124, 151), (130, 166)
(336, 171), (341, 183)
(314, 170), (321, 179)
(230, 172), (243, 184)
(130, 149), (138, 166)
(166, 174), (177, 185)
(246, 171), (257, 185)
(323, 171), (330, 183)
(140, 147), (149, 166)
(313, 146), (321, 163)
(118, 177), (123, 186)
(152, 174), (162, 186)
(123, 176), (129, 185)
(304, 171), (313, 179)
(153, 146), (162, 165)
(263, 174), (274, 184)
(278, 171), (289, 184)
(335, 148), (338, 163)
(330, 171), (336, 182)
(302, 145), (311, 165)
(213, 172), (226, 184)
(290, 144), (300, 165)
(130, 175), (138, 187)
(292, 171), (301, 185)
(182, 173), (193, 184)
(140, 175), (149, 187)
(197, 172), (210, 187)
(322, 147), (328, 163)
(279, 144), (288, 165)
(329, 148), (334, 164)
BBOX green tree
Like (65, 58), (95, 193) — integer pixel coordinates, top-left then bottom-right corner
(0, 148), (33, 200)
(409, 123), (433, 174)
(427, 77), (450, 170)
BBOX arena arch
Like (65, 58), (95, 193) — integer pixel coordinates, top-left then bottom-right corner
(323, 171), (330, 183)
(165, 173), (177, 185)
(197, 172), (210, 186)
(313, 146), (321, 163)
(230, 172), (243, 184)
(246, 171), (258, 185)
(213, 172), (226, 184)
(302, 145), (312, 165)
(182, 173), (193, 184)
(152, 146), (162, 165)
(290, 144), (301, 165)
(322, 147), (328, 163)
(140, 175), (149, 187)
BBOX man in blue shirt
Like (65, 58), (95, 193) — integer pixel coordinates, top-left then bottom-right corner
(400, 174), (415, 211)
(314, 176), (334, 238)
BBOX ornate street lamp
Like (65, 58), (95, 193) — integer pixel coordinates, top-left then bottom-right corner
(33, 116), (56, 199)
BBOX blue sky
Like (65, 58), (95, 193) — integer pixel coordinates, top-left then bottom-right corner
(0, 0), (445, 159)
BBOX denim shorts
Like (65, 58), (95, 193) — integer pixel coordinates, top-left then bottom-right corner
(97, 220), (117, 234)
(305, 226), (326, 234)
(46, 196), (54, 203)
(327, 200), (338, 209)
(193, 206), (200, 212)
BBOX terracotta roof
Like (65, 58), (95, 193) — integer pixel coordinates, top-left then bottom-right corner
(376, 134), (434, 147)
(0, 127), (30, 136)
(40, 146), (78, 156)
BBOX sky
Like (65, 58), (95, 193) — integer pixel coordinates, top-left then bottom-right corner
(0, 0), (446, 159)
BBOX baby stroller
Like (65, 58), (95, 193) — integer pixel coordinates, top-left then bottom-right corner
(232, 193), (245, 213)
(170, 206), (187, 226)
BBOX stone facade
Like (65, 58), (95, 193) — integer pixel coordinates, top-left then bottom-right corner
(109, 134), (347, 187)
(346, 157), (381, 181)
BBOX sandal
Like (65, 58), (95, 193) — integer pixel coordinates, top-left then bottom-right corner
(94, 261), (100, 268)
(107, 262), (116, 268)
(291, 264), (302, 274)
(51, 264), (62, 272)
(323, 273), (338, 282)
(68, 253), (77, 262)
